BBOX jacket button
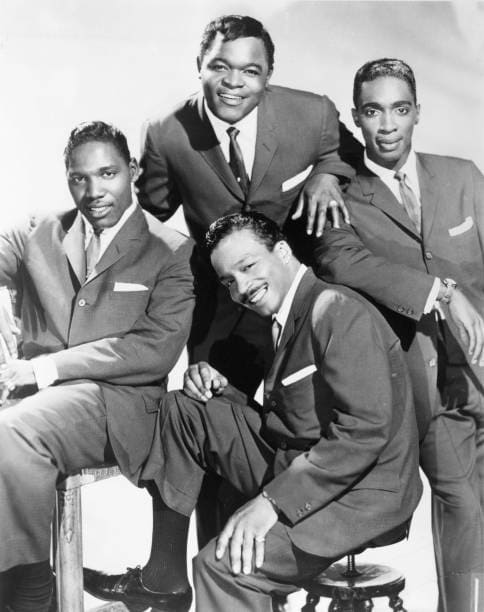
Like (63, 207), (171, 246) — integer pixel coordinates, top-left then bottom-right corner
(279, 441), (287, 450)
(78, 298), (87, 307)
(270, 400), (277, 408)
(304, 502), (311, 511)
(428, 358), (437, 367)
(425, 251), (433, 260)
(397, 306), (404, 313)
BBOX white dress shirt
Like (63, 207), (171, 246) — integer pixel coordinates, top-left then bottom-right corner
(204, 100), (258, 179)
(364, 150), (440, 313)
(31, 202), (138, 389)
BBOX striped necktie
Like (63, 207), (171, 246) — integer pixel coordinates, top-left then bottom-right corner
(394, 171), (421, 233)
(227, 126), (250, 210)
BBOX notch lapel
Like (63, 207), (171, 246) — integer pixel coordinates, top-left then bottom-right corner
(416, 153), (438, 239)
(249, 91), (278, 197)
(190, 95), (245, 199)
(357, 167), (421, 241)
(62, 211), (86, 283)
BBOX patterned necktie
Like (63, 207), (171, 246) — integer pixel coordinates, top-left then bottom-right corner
(227, 126), (250, 208)
(394, 171), (421, 233)
(271, 317), (282, 351)
(85, 230), (102, 280)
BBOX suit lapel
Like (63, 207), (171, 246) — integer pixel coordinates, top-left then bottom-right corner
(62, 210), (86, 283)
(84, 206), (147, 283)
(416, 153), (438, 239)
(265, 269), (316, 394)
(357, 166), (421, 240)
(249, 91), (278, 197)
(190, 95), (245, 199)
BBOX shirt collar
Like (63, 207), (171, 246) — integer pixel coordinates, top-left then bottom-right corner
(81, 201), (137, 246)
(273, 264), (307, 332)
(204, 98), (258, 142)
(364, 149), (417, 181)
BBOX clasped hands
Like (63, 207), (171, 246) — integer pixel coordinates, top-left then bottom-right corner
(183, 361), (278, 575)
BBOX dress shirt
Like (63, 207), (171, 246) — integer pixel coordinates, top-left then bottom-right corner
(254, 264), (307, 405)
(364, 150), (440, 313)
(204, 99), (258, 178)
(32, 202), (138, 389)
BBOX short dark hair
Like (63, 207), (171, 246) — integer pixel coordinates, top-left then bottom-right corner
(199, 15), (275, 72)
(64, 121), (131, 168)
(353, 58), (417, 107)
(205, 211), (285, 255)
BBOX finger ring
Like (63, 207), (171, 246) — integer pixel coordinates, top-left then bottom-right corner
(328, 200), (338, 207)
(254, 536), (266, 543)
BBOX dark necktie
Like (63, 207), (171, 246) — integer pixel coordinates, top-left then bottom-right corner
(271, 317), (282, 351)
(227, 127), (250, 208)
(394, 171), (421, 233)
(85, 230), (102, 280)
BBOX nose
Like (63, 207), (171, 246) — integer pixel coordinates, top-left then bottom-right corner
(85, 177), (105, 199)
(222, 69), (243, 89)
(379, 110), (397, 133)
(230, 274), (249, 302)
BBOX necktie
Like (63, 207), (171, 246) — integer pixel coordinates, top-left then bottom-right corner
(394, 171), (421, 233)
(227, 127), (250, 209)
(271, 317), (282, 351)
(85, 230), (102, 280)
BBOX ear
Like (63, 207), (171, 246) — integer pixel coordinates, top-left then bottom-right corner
(196, 56), (202, 73)
(265, 68), (273, 86)
(351, 108), (360, 128)
(129, 157), (139, 182)
(415, 103), (421, 125)
(274, 240), (291, 263)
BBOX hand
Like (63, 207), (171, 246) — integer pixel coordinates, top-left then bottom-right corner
(448, 289), (484, 366)
(0, 299), (20, 360)
(215, 494), (278, 575)
(291, 173), (350, 237)
(183, 361), (228, 402)
(0, 359), (35, 404)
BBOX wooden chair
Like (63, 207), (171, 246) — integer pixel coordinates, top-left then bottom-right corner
(54, 466), (122, 612)
(300, 553), (406, 611)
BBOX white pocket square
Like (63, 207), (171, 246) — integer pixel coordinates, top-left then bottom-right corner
(113, 282), (149, 292)
(282, 364), (317, 386)
(448, 216), (473, 236)
(281, 165), (313, 192)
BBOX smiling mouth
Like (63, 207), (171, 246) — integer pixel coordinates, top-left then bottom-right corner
(87, 203), (111, 217)
(218, 92), (244, 105)
(245, 284), (268, 306)
(377, 138), (402, 150)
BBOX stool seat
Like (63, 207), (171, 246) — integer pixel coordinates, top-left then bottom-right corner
(300, 555), (406, 611)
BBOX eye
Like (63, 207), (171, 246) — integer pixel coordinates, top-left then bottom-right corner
(211, 62), (228, 72)
(395, 106), (410, 115)
(244, 68), (260, 77)
(363, 108), (378, 118)
(70, 175), (85, 184)
(241, 262), (255, 272)
(102, 170), (116, 178)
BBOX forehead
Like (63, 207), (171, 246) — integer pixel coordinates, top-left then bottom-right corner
(359, 76), (414, 106)
(203, 34), (269, 68)
(211, 229), (270, 269)
(67, 140), (126, 172)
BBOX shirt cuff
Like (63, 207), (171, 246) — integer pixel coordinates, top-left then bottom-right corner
(424, 277), (441, 314)
(31, 356), (58, 389)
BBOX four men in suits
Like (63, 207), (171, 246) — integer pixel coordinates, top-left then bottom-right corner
(96, 212), (421, 612)
(316, 58), (484, 612)
(0, 121), (195, 611)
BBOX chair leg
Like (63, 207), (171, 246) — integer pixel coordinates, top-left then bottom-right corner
(388, 593), (406, 611)
(301, 592), (320, 611)
(55, 484), (84, 612)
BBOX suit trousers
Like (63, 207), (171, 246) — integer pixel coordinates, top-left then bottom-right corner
(0, 381), (114, 571)
(147, 389), (340, 611)
(420, 363), (484, 612)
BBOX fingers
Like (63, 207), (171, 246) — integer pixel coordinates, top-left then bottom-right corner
(183, 362), (215, 401)
(291, 193), (305, 221)
(215, 519), (233, 562)
(254, 536), (265, 569)
(305, 196), (317, 235)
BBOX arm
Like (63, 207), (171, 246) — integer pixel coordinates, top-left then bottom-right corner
(292, 96), (362, 236)
(135, 120), (183, 222)
(264, 293), (399, 524)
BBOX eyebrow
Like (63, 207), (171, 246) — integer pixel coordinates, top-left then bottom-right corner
(209, 57), (264, 71)
(361, 100), (413, 109)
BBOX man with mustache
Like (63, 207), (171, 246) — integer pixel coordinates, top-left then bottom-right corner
(85, 211), (420, 612)
(316, 58), (484, 611)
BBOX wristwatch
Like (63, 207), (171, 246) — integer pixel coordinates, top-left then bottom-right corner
(441, 278), (458, 304)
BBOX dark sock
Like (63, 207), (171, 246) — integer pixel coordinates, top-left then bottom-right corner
(10, 561), (53, 612)
(0, 567), (16, 610)
(141, 490), (190, 593)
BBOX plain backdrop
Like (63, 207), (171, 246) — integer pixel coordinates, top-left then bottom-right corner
(1, 2), (483, 610)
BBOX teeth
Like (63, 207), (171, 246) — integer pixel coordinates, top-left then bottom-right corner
(249, 286), (267, 304)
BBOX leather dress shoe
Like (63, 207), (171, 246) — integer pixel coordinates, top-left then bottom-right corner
(83, 566), (192, 612)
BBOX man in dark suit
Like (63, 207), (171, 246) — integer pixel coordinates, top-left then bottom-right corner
(316, 58), (484, 611)
(136, 14), (362, 394)
(0, 121), (194, 612)
(85, 212), (421, 611)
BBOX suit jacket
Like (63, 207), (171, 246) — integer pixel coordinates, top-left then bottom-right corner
(136, 85), (362, 391)
(315, 153), (484, 435)
(0, 206), (195, 481)
(261, 269), (421, 557)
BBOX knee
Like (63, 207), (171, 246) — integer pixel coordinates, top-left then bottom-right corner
(193, 539), (226, 582)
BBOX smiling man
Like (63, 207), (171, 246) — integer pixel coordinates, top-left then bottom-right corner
(316, 58), (484, 611)
(0, 121), (194, 611)
(99, 211), (421, 612)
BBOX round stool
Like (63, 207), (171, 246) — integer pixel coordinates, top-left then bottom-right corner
(300, 554), (406, 611)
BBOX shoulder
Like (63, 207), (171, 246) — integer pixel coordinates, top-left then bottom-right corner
(417, 152), (479, 173)
(143, 94), (197, 135)
(265, 85), (335, 112)
(142, 210), (194, 255)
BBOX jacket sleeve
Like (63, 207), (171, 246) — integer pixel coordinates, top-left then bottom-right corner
(52, 239), (195, 386)
(0, 219), (32, 286)
(309, 96), (361, 182)
(314, 222), (435, 321)
(264, 292), (403, 524)
(136, 120), (183, 222)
